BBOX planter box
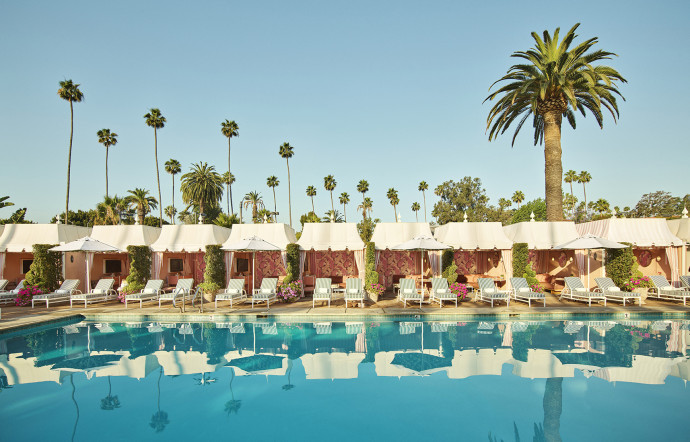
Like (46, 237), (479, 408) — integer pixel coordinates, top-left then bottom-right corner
(367, 291), (379, 303)
(633, 287), (648, 305)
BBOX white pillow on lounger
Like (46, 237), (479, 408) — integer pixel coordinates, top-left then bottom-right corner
(519, 287), (531, 293)
(608, 287), (620, 292)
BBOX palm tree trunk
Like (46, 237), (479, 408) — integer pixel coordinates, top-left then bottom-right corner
(154, 128), (163, 227)
(415, 211), (418, 222)
(330, 192), (335, 214)
(171, 174), (176, 214)
(582, 183), (588, 210)
(272, 188), (277, 222)
(343, 204), (347, 222)
(286, 159), (292, 227)
(422, 191), (427, 222)
(392, 205), (397, 222)
(310, 197), (315, 214)
(240, 204), (243, 224)
(105, 146), (109, 198)
(361, 193), (366, 219)
(200, 201), (205, 223)
(543, 111), (564, 221)
(138, 206), (144, 225)
(543, 377), (563, 442)
(228, 138), (232, 215)
(65, 100), (74, 224)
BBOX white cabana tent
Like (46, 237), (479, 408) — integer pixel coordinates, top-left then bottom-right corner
(0, 223), (91, 281)
(297, 223), (365, 281)
(150, 225), (231, 284)
(371, 223), (436, 287)
(667, 218), (690, 276)
(577, 218), (683, 284)
(435, 222), (515, 287)
(51, 237), (121, 292)
(371, 223), (432, 249)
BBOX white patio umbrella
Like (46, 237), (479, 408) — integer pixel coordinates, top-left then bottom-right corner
(221, 236), (281, 292)
(392, 236), (450, 297)
(50, 237), (121, 292)
(554, 234), (626, 289)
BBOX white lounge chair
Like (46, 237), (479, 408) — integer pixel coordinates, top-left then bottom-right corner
(70, 279), (117, 308)
(476, 278), (510, 307)
(345, 322), (364, 334)
(561, 277), (606, 307)
(215, 279), (247, 308)
(314, 322), (332, 334)
(680, 275), (690, 289)
(125, 280), (164, 308)
(0, 280), (8, 292)
(399, 278), (423, 308)
(344, 278), (365, 309)
(312, 278), (333, 308)
(32, 279), (80, 308)
(509, 277), (546, 307)
(159, 278), (195, 308)
(429, 277), (457, 308)
(648, 275), (690, 305)
(0, 279), (23, 305)
(594, 277), (641, 306)
(252, 278), (278, 309)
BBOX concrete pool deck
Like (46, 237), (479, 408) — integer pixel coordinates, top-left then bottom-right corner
(1, 293), (688, 334)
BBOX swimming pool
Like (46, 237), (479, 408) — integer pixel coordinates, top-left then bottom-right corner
(1, 318), (688, 441)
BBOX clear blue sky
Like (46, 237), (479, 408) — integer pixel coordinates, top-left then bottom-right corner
(1, 0), (688, 226)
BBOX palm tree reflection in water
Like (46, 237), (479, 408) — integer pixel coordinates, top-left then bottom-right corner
(225, 368), (242, 416)
(100, 376), (121, 411)
(282, 359), (295, 391)
(150, 368), (169, 433)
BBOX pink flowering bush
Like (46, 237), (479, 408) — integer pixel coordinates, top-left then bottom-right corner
(366, 282), (385, 297)
(622, 276), (652, 291)
(277, 280), (302, 303)
(16, 285), (42, 306)
(449, 282), (469, 300)
(530, 284), (544, 293)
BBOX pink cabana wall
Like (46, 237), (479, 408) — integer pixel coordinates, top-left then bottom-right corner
(376, 250), (423, 288)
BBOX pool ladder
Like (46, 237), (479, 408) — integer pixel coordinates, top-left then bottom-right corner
(178, 287), (204, 314)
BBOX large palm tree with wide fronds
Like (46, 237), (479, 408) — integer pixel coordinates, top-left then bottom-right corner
(0, 196), (14, 210)
(242, 191), (264, 223)
(97, 129), (118, 198)
(485, 24), (626, 221)
(58, 79), (84, 224)
(126, 188), (158, 225)
(411, 202), (421, 222)
(266, 176), (279, 222)
(221, 120), (239, 214)
(387, 188), (399, 222)
(144, 108), (166, 226)
(222, 172), (235, 215)
(164, 159), (181, 215)
(180, 162), (224, 223)
(339, 192), (350, 222)
(306, 185), (317, 214)
(323, 175), (337, 214)
(418, 181), (428, 222)
(357, 180), (369, 218)
(279, 142), (294, 227)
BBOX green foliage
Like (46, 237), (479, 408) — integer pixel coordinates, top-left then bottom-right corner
(357, 217), (378, 242)
(213, 213), (240, 228)
(25, 244), (62, 292)
(204, 245), (226, 288)
(300, 211), (321, 228)
(126, 246), (152, 287)
(143, 216), (169, 227)
(198, 281), (220, 294)
(509, 199), (546, 224)
(284, 243), (300, 284)
(365, 242), (379, 289)
(522, 262), (539, 288)
(632, 191), (689, 218)
(50, 210), (97, 227)
(441, 249), (458, 285)
(431, 177), (489, 224)
(0, 208), (31, 224)
(606, 242), (634, 288)
(512, 243), (529, 277)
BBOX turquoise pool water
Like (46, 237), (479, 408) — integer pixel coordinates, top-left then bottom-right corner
(1, 318), (689, 441)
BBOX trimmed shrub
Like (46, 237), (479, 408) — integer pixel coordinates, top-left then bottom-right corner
(284, 243), (300, 283)
(606, 242), (634, 288)
(126, 245), (152, 291)
(512, 243), (529, 278)
(204, 244), (226, 288)
(442, 249), (458, 285)
(25, 244), (62, 292)
(365, 242), (379, 290)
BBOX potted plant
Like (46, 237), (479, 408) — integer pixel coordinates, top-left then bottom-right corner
(449, 282), (469, 301)
(197, 282), (220, 303)
(622, 275), (653, 304)
(277, 280), (302, 303)
(366, 282), (385, 302)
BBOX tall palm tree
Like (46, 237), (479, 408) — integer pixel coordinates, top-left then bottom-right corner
(387, 188), (399, 222)
(126, 188), (158, 225)
(357, 197), (372, 220)
(144, 108), (166, 227)
(323, 175), (337, 214)
(164, 159), (181, 215)
(306, 185), (317, 213)
(279, 142), (294, 227)
(180, 162), (224, 223)
(411, 202), (421, 222)
(485, 24), (626, 221)
(357, 180), (369, 218)
(266, 175), (279, 222)
(221, 120), (239, 214)
(418, 181), (428, 222)
(97, 129), (118, 198)
(578, 170), (592, 209)
(512, 190), (525, 209)
(563, 169), (578, 217)
(58, 79), (84, 224)
(339, 192), (350, 222)
(222, 172), (235, 215)
(242, 191), (264, 223)
(164, 205), (177, 224)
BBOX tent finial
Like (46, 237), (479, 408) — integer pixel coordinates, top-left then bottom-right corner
(530, 211), (535, 222)
(683, 206), (688, 219)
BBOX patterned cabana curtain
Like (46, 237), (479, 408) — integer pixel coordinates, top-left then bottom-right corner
(225, 251), (234, 283)
(299, 250), (306, 278)
(501, 250), (513, 288)
(574, 250), (586, 282)
(152, 252), (163, 280)
(666, 246), (680, 286)
(353, 249), (366, 280)
(0, 252), (5, 279)
(427, 251), (442, 277)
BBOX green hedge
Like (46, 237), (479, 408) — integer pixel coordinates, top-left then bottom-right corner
(25, 244), (62, 292)
(512, 243), (529, 278)
(365, 242), (379, 288)
(606, 242), (633, 288)
(204, 244), (226, 288)
(284, 243), (300, 283)
(441, 249), (458, 285)
(126, 245), (152, 291)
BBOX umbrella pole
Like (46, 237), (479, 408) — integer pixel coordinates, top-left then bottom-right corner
(587, 250), (591, 289)
(85, 252), (91, 293)
(252, 251), (256, 294)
